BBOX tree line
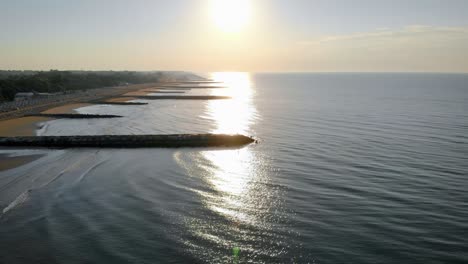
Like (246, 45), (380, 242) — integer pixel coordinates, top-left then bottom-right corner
(0, 71), (164, 101)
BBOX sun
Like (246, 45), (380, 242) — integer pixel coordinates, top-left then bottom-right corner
(211, 0), (252, 33)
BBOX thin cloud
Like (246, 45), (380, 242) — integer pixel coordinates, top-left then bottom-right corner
(300, 25), (468, 45)
(295, 25), (468, 72)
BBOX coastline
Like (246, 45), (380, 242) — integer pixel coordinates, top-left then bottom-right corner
(0, 82), (200, 171)
(0, 83), (160, 137)
(0, 102), (97, 173)
(122, 88), (160, 96)
(0, 103), (89, 172)
(0, 116), (52, 137)
(0, 84), (159, 172)
(0, 82), (158, 122)
(105, 97), (137, 102)
(0, 103), (89, 137)
(41, 103), (90, 114)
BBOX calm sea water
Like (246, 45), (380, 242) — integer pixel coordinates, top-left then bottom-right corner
(1, 73), (467, 263)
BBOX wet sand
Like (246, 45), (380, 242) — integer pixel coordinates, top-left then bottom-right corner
(123, 90), (157, 96)
(0, 103), (90, 171)
(0, 154), (43, 172)
(0, 83), (161, 171)
(105, 97), (136, 102)
(120, 86), (180, 97)
(41, 103), (90, 114)
(0, 103), (89, 137)
(0, 116), (52, 137)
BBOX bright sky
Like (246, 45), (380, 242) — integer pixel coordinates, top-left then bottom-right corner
(1, 0), (468, 72)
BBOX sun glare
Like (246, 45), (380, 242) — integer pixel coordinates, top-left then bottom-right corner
(204, 72), (256, 135)
(211, 0), (252, 33)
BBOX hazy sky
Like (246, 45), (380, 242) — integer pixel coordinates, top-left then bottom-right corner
(1, 0), (468, 72)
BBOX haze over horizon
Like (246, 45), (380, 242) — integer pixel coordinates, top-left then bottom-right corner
(1, 0), (468, 72)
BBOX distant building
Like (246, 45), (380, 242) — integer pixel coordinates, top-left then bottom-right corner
(14, 92), (34, 101)
(14, 92), (56, 101)
(35, 92), (55, 97)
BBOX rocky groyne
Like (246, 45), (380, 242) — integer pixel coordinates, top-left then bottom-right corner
(92, 102), (148, 105)
(131, 95), (231, 100)
(150, 91), (186, 94)
(159, 85), (226, 89)
(0, 134), (255, 148)
(28, 114), (123, 119)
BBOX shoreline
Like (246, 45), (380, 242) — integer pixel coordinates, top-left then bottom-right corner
(0, 103), (90, 137)
(0, 100), (123, 172)
(41, 103), (90, 114)
(0, 116), (52, 137)
(0, 83), (161, 137)
(104, 97), (137, 102)
(0, 84), (156, 171)
(0, 82), (159, 122)
(0, 81), (214, 172)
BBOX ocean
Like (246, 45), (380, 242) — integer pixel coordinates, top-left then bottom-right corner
(1, 73), (467, 263)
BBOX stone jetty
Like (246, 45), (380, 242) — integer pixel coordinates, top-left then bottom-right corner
(154, 87), (192, 90)
(150, 91), (186, 94)
(131, 95), (231, 100)
(0, 134), (255, 148)
(92, 102), (148, 105)
(158, 85), (226, 89)
(170, 81), (222, 84)
(28, 113), (123, 119)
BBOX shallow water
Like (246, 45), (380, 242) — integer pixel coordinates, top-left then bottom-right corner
(1, 73), (468, 263)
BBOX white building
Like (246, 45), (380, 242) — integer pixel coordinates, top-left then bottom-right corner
(14, 92), (34, 101)
(14, 92), (56, 101)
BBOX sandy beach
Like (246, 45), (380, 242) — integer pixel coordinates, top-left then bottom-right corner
(0, 82), (160, 137)
(0, 103), (90, 171)
(105, 97), (136, 102)
(0, 103), (89, 137)
(123, 88), (160, 96)
(0, 84), (174, 171)
(0, 116), (52, 137)
(41, 103), (90, 114)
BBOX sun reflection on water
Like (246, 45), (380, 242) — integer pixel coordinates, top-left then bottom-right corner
(201, 147), (255, 223)
(175, 73), (282, 258)
(205, 72), (257, 135)
(200, 72), (260, 223)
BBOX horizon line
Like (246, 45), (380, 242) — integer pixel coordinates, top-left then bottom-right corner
(1, 69), (468, 75)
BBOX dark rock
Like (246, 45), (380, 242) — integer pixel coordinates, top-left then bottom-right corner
(0, 134), (256, 148)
